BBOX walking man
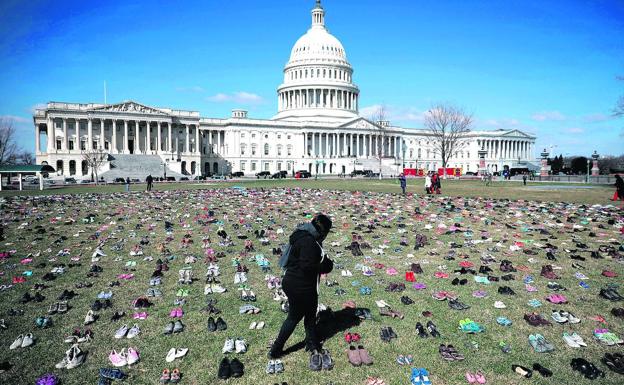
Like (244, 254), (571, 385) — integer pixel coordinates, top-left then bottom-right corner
(398, 173), (407, 195)
(146, 174), (153, 191)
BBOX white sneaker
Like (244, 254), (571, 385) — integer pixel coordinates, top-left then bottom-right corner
(211, 284), (227, 293)
(10, 334), (23, 350)
(166, 348), (177, 363)
(563, 333), (580, 348)
(126, 324), (141, 339)
(222, 338), (235, 353)
(234, 273), (241, 284)
(65, 344), (85, 369)
(20, 333), (34, 348)
(256, 321), (265, 330)
(204, 284), (212, 295)
(249, 322), (257, 330)
(494, 301), (506, 309)
(571, 332), (587, 347)
(84, 310), (96, 325)
(234, 338), (247, 354)
(175, 348), (188, 358)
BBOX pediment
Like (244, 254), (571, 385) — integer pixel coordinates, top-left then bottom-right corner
(500, 129), (534, 139)
(91, 101), (169, 116)
(338, 117), (381, 130)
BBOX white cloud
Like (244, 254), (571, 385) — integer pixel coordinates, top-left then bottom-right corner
(206, 91), (264, 104)
(531, 110), (566, 121)
(581, 113), (610, 123)
(176, 86), (205, 93)
(0, 115), (29, 123)
(565, 127), (585, 134)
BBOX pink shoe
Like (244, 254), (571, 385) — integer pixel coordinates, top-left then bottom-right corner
(176, 308), (183, 317)
(557, 294), (567, 303)
(475, 371), (486, 384)
(466, 372), (476, 383)
(126, 347), (140, 365)
(109, 349), (127, 367)
(133, 313), (141, 320)
(169, 308), (177, 318)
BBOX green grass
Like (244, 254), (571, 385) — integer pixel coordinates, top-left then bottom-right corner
(0, 178), (617, 205)
(0, 186), (622, 385)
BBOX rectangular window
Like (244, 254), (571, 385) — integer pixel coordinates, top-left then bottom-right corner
(277, 162), (282, 171)
(287, 147), (292, 156)
(287, 162), (292, 170)
(56, 140), (62, 149)
(251, 162), (257, 171)
(80, 141), (86, 151)
(92, 141), (98, 150)
(277, 148), (282, 156)
(241, 133), (246, 138)
(264, 162), (270, 171)
(104, 142), (109, 150)
(251, 148), (256, 156)
(68, 141), (74, 150)
(277, 135), (281, 139)
(240, 161), (246, 171)
(252, 133), (256, 139)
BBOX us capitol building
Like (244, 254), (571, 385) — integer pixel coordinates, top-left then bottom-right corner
(33, 0), (536, 179)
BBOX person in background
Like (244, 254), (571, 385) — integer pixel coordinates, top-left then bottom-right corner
(125, 177), (130, 192)
(425, 172), (432, 194)
(398, 173), (407, 195)
(523, 173), (527, 186)
(146, 174), (153, 191)
(613, 174), (624, 201)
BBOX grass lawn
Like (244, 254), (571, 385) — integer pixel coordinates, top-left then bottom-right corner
(0, 184), (622, 385)
(0, 178), (617, 206)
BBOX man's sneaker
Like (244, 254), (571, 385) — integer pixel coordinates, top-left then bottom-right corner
(216, 317), (227, 331)
(114, 325), (128, 339)
(126, 324), (140, 339)
(163, 321), (174, 335)
(207, 317), (217, 332)
(217, 357), (231, 379)
(235, 338), (247, 354)
(173, 320), (184, 333)
(321, 349), (334, 370)
(309, 350), (322, 371)
(222, 338), (235, 354)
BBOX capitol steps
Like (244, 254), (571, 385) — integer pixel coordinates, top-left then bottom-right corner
(101, 154), (183, 181)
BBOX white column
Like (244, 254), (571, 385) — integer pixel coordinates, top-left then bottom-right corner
(185, 125), (190, 154)
(87, 119), (93, 151)
(146, 121), (151, 153)
(35, 125), (40, 153)
(167, 124), (173, 153)
(124, 120), (129, 153)
(47, 118), (53, 152)
(195, 126), (200, 154)
(63, 118), (68, 150)
(99, 120), (105, 150)
(111, 119), (117, 153)
(312, 132), (316, 157)
(156, 122), (161, 153)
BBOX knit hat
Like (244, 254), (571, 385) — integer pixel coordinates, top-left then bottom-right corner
(312, 213), (332, 235)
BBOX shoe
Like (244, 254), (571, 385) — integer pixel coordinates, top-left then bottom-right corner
(166, 348), (177, 363)
(512, 365), (533, 378)
(420, 368), (432, 385)
(218, 357), (231, 379)
(357, 345), (373, 365)
(109, 349), (127, 367)
(114, 325), (128, 339)
(222, 338), (235, 354)
(163, 321), (174, 335)
(160, 368), (171, 383)
(216, 317), (227, 331)
(266, 359), (276, 374)
(347, 346), (362, 366)
(207, 317), (217, 332)
(309, 350), (322, 371)
(230, 357), (244, 377)
(99, 368), (126, 380)
(65, 344), (85, 369)
(426, 321), (440, 337)
(173, 320), (184, 333)
(532, 363), (552, 377)
(321, 349), (334, 370)
(415, 322), (428, 338)
(126, 324), (140, 339)
(20, 333), (34, 348)
(235, 338), (247, 354)
(10, 335), (23, 350)
(126, 347), (139, 365)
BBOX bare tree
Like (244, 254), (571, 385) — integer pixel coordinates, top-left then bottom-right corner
(369, 105), (389, 179)
(19, 151), (34, 165)
(424, 103), (473, 178)
(82, 148), (108, 185)
(0, 118), (21, 166)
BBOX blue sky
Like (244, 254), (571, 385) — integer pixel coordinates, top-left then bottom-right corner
(1, 0), (623, 157)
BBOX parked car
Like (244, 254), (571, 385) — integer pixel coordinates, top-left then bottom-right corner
(80, 180), (92, 184)
(464, 172), (476, 176)
(270, 172), (283, 179)
(192, 175), (206, 181)
(179, 177), (189, 181)
(295, 170), (311, 178)
(64, 177), (77, 185)
(365, 172), (380, 178)
(230, 171), (244, 177)
(165, 176), (176, 182)
(256, 171), (271, 178)
(113, 178), (126, 183)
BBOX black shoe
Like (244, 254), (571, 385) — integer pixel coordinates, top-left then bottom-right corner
(218, 357), (231, 379)
(230, 358), (244, 377)
(379, 327), (390, 342)
(207, 317), (217, 332)
(309, 350), (322, 371)
(387, 326), (397, 339)
(216, 317), (227, 331)
(451, 278), (459, 285)
(91, 300), (103, 311)
(400, 295), (414, 305)
(415, 322), (428, 338)
(33, 293), (45, 302)
(426, 321), (440, 337)
(512, 365), (533, 378)
(532, 363), (552, 377)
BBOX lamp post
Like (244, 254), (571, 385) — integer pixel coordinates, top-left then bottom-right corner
(402, 139), (406, 171)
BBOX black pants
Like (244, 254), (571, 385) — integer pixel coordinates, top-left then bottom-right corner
(272, 283), (319, 353)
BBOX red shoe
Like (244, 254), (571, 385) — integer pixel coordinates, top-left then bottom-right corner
(13, 276), (26, 284)
(344, 332), (353, 343)
(405, 272), (415, 282)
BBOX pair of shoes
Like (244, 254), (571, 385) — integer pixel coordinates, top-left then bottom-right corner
(114, 324), (140, 339)
(528, 334), (555, 353)
(222, 338), (247, 354)
(10, 333), (34, 349)
(248, 321), (265, 329)
(35, 316), (52, 328)
(396, 354), (414, 366)
(346, 345), (373, 366)
(99, 368), (126, 381)
(48, 301), (69, 314)
(108, 348), (140, 366)
(309, 349), (333, 371)
(344, 331), (361, 343)
(163, 321), (184, 334)
(400, 295), (414, 304)
(159, 368), (181, 383)
(465, 371), (486, 384)
(601, 352), (624, 375)
(379, 326), (397, 342)
(218, 357), (244, 379)
(207, 317), (227, 332)
(265, 359), (284, 374)
(439, 344), (464, 361)
(55, 344), (86, 370)
(64, 329), (93, 343)
(165, 348), (188, 363)
(552, 310), (580, 323)
(571, 358), (605, 380)
(410, 368), (432, 385)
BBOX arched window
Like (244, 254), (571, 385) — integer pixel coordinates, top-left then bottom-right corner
(409, 149), (413, 158)
(264, 143), (269, 156)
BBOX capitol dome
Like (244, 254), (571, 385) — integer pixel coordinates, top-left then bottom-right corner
(273, 0), (360, 123)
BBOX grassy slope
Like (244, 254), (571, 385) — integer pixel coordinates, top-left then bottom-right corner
(0, 186), (622, 385)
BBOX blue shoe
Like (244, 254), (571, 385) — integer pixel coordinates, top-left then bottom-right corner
(579, 281), (590, 289)
(410, 368), (422, 385)
(420, 368), (432, 385)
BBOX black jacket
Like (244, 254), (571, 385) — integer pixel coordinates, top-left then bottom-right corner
(283, 229), (333, 294)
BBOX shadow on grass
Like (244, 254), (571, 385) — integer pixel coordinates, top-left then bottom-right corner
(282, 307), (363, 355)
